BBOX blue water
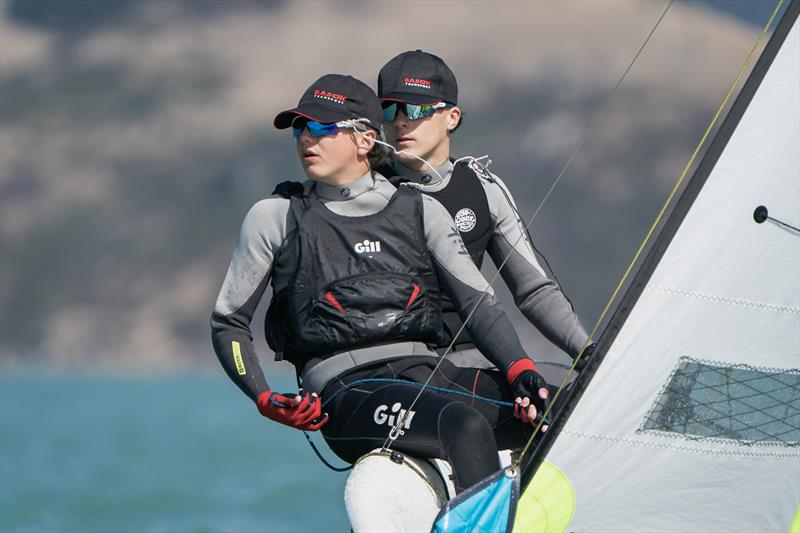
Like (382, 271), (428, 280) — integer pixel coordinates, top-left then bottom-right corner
(0, 371), (350, 532)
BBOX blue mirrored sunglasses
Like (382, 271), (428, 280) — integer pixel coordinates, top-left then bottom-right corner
(382, 101), (451, 122)
(292, 120), (342, 138)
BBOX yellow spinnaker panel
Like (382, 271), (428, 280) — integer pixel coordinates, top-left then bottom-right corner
(790, 504), (799, 533)
(512, 461), (575, 533)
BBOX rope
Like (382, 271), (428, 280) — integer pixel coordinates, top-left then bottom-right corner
(305, 377), (550, 472)
(513, 0), (787, 470)
(302, 430), (353, 472)
(321, 377), (514, 409)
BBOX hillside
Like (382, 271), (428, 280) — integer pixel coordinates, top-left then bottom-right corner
(0, 0), (772, 369)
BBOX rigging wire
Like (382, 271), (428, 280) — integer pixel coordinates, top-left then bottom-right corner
(381, 0), (675, 452)
(512, 0), (788, 471)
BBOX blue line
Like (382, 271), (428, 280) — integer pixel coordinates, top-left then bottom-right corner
(308, 377), (551, 472)
(321, 377), (514, 408)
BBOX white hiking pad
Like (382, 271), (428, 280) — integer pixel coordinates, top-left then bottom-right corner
(541, 16), (800, 532)
(346, 450), (513, 532)
(342, 357), (574, 531)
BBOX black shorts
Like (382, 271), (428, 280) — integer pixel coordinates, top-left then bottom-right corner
(320, 357), (534, 466)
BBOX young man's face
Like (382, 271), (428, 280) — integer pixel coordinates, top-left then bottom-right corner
(384, 106), (460, 168)
(295, 126), (371, 182)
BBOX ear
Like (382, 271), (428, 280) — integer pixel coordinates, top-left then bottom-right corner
(445, 106), (462, 133)
(355, 128), (376, 156)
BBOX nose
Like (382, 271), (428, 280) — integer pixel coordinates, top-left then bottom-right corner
(296, 127), (314, 145)
(394, 108), (410, 129)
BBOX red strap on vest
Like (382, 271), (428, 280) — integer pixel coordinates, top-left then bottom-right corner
(405, 283), (421, 309)
(324, 291), (346, 314)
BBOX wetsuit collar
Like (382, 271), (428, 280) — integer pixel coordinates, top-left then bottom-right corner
(313, 170), (375, 201)
(393, 158), (453, 188)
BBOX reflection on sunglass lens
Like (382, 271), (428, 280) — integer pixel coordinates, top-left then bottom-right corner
(382, 102), (447, 122)
(382, 103), (399, 122)
(292, 120), (340, 138)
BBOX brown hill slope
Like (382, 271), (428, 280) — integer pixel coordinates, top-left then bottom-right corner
(0, 1), (767, 368)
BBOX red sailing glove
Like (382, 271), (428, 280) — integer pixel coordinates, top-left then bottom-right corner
(257, 390), (329, 431)
(506, 359), (549, 424)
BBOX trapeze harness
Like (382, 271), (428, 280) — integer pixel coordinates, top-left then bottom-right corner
(264, 184), (447, 394)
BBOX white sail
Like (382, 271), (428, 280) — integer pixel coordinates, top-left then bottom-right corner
(537, 7), (800, 532)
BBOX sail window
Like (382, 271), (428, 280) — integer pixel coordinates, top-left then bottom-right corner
(641, 357), (800, 446)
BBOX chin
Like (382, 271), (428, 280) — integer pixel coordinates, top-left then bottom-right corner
(396, 150), (422, 161)
(303, 164), (327, 181)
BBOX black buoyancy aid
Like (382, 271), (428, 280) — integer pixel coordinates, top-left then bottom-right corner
(379, 160), (493, 348)
(265, 185), (446, 366)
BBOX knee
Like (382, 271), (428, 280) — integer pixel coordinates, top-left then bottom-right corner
(438, 402), (493, 442)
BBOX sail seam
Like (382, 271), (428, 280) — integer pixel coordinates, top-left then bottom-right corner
(645, 285), (800, 314)
(670, 356), (800, 375)
(560, 429), (800, 457)
(638, 429), (800, 448)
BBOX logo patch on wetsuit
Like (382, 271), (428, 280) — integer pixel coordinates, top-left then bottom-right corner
(231, 341), (246, 376)
(354, 239), (382, 254)
(454, 208), (477, 233)
(373, 402), (416, 430)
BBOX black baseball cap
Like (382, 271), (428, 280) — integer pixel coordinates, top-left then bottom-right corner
(378, 50), (458, 106)
(274, 74), (382, 131)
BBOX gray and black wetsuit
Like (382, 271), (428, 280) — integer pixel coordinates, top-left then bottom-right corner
(383, 158), (590, 361)
(211, 171), (537, 491)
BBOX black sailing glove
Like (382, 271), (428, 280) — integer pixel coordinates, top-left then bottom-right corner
(506, 359), (549, 425)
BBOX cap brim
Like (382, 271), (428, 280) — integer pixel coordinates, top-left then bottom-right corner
(273, 103), (355, 129)
(379, 92), (448, 106)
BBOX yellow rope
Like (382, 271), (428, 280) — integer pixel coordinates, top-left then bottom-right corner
(514, 0), (786, 470)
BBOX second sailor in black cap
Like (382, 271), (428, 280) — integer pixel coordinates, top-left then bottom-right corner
(376, 50), (594, 373)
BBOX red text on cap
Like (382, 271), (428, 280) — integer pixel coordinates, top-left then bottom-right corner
(403, 77), (431, 89)
(313, 90), (347, 104)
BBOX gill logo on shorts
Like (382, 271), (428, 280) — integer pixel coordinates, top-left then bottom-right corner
(354, 239), (381, 253)
(374, 402), (415, 429)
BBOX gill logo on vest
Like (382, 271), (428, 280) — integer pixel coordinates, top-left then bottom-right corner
(354, 239), (381, 253)
(374, 402), (416, 430)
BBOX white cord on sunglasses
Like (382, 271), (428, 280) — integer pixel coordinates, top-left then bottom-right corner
(346, 119), (445, 183)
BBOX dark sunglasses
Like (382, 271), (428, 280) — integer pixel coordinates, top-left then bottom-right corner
(292, 120), (344, 139)
(382, 101), (452, 122)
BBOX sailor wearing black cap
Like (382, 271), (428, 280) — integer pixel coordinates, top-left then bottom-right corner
(210, 74), (552, 495)
(376, 50), (592, 367)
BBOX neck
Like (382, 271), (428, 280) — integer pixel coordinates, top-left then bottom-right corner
(400, 138), (450, 172)
(313, 162), (371, 187)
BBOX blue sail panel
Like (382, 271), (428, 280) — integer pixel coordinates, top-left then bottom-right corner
(432, 467), (519, 533)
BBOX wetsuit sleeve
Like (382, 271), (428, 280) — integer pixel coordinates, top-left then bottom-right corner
(210, 197), (290, 401)
(483, 174), (590, 357)
(421, 195), (530, 374)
